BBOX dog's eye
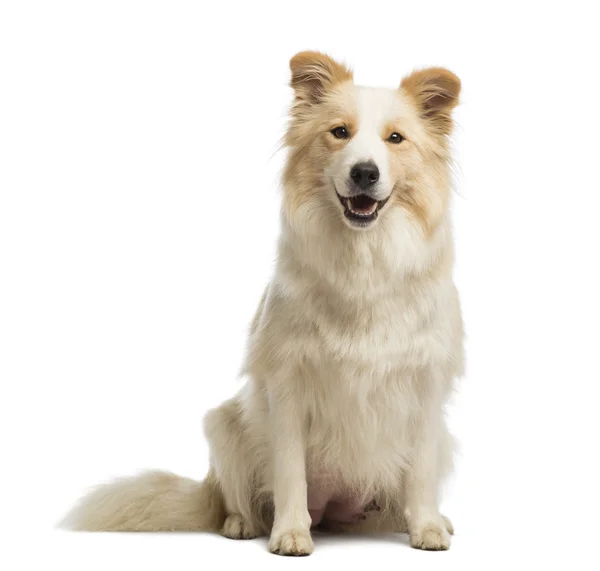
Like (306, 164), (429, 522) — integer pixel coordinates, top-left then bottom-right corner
(387, 132), (404, 144)
(331, 126), (349, 139)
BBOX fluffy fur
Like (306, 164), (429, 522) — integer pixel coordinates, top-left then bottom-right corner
(62, 52), (464, 555)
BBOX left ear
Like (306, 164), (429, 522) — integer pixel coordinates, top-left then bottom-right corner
(401, 67), (461, 134)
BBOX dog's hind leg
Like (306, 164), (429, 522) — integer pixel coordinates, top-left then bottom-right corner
(203, 396), (268, 539)
(221, 513), (260, 539)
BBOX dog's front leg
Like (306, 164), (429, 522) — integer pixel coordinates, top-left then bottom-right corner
(267, 391), (313, 556)
(404, 378), (452, 551)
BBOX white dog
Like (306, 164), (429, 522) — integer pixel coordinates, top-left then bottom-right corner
(64, 51), (464, 556)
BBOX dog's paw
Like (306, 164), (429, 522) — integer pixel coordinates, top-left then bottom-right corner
(268, 528), (314, 556)
(221, 514), (259, 540)
(410, 522), (451, 551)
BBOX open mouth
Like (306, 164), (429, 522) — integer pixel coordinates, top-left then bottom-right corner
(336, 192), (389, 227)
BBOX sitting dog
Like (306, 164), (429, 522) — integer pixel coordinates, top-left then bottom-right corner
(64, 51), (464, 556)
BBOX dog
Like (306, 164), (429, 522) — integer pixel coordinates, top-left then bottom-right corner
(63, 51), (464, 556)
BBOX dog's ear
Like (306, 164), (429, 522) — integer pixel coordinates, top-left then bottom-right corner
(289, 51), (353, 104)
(401, 67), (461, 135)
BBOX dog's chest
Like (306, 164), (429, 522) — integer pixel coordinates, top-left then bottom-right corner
(303, 367), (422, 494)
(304, 282), (450, 375)
(297, 287), (443, 493)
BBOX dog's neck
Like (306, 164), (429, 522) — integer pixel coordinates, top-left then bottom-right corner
(275, 201), (454, 302)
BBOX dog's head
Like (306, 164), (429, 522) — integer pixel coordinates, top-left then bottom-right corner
(283, 52), (460, 236)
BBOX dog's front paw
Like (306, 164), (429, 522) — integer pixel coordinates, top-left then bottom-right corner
(268, 528), (314, 556)
(410, 522), (451, 551)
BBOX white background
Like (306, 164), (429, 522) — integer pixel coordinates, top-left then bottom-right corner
(1, 1), (599, 569)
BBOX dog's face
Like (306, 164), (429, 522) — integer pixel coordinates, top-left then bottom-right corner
(284, 52), (460, 235)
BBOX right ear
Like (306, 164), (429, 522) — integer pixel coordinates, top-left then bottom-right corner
(289, 51), (353, 104)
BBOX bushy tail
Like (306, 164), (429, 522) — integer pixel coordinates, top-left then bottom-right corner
(60, 469), (226, 532)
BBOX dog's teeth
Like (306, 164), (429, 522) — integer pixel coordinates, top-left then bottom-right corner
(349, 205), (377, 216)
(345, 196), (378, 217)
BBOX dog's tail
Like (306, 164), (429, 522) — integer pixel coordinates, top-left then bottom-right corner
(60, 469), (226, 532)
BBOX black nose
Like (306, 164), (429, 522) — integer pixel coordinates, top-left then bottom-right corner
(350, 162), (380, 190)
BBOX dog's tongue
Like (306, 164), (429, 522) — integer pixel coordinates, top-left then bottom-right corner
(349, 195), (377, 214)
